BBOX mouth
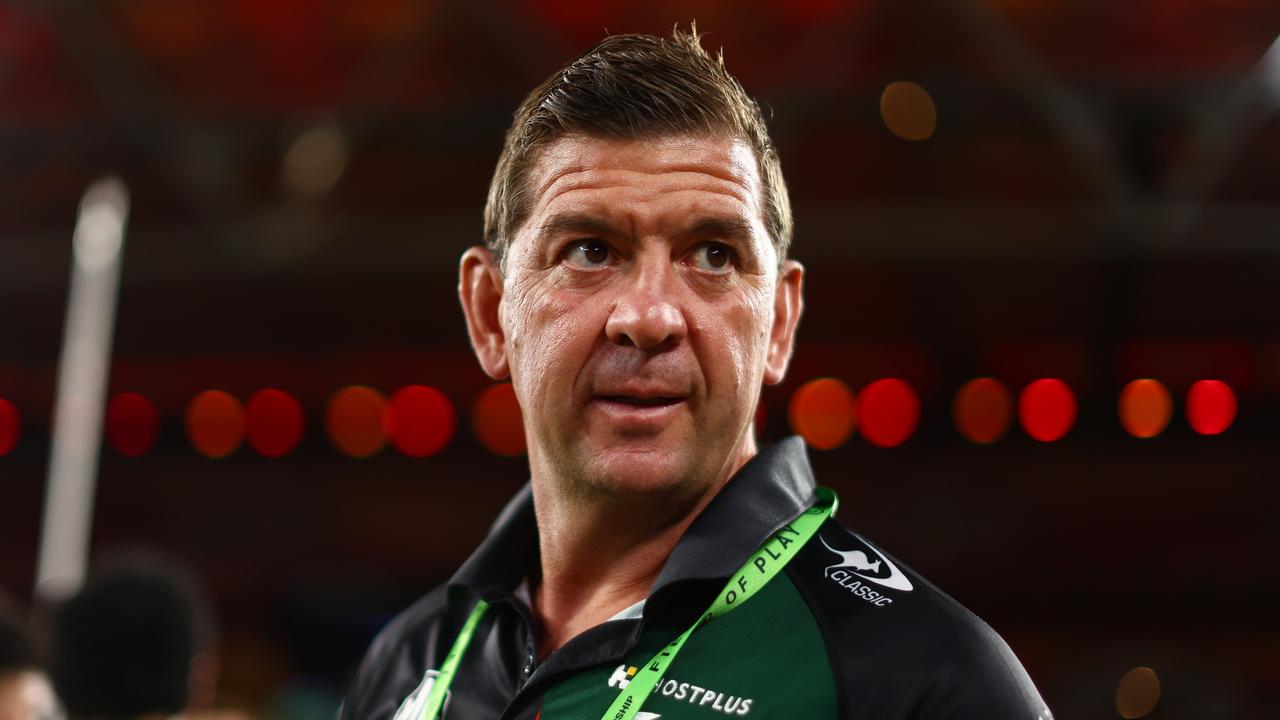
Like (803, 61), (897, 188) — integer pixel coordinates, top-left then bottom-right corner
(596, 395), (686, 408)
(589, 394), (690, 430)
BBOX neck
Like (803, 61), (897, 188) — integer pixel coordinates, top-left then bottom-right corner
(530, 442), (755, 658)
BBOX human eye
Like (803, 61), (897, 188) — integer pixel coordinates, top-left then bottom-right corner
(562, 238), (614, 269)
(687, 242), (736, 274)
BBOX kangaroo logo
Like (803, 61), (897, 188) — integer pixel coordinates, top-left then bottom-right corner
(819, 535), (914, 592)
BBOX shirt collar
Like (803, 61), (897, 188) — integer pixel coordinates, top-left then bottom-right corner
(448, 436), (817, 600)
(449, 481), (540, 601)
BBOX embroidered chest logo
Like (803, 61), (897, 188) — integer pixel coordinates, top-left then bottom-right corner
(607, 665), (754, 716)
(819, 534), (913, 606)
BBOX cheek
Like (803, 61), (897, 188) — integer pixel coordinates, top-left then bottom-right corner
(696, 293), (773, 395)
(504, 284), (602, 398)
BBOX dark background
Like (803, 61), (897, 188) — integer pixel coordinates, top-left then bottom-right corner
(1, 1), (1278, 718)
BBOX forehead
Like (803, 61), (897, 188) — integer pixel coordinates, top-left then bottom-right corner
(523, 134), (764, 221)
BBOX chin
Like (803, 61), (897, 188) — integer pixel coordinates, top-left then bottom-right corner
(580, 440), (702, 498)
(543, 419), (750, 502)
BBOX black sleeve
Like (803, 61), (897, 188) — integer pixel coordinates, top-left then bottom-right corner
(786, 521), (1053, 720)
(903, 618), (1052, 720)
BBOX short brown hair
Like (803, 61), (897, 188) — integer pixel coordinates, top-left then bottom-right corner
(483, 25), (793, 269)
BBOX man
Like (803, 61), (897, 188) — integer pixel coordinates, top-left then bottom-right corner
(51, 556), (219, 720)
(344, 27), (1051, 719)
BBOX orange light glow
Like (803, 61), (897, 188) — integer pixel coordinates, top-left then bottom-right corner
(105, 392), (159, 457)
(1118, 379), (1172, 439)
(326, 386), (390, 458)
(858, 378), (919, 448)
(952, 378), (1012, 444)
(787, 378), (857, 450)
(246, 388), (305, 457)
(185, 390), (246, 459)
(389, 385), (455, 458)
(472, 384), (526, 456)
(880, 81), (937, 141)
(0, 398), (19, 456)
(1186, 380), (1236, 436)
(1116, 666), (1160, 719)
(1018, 379), (1076, 442)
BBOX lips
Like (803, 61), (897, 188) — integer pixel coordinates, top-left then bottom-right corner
(588, 388), (690, 430)
(597, 395), (685, 407)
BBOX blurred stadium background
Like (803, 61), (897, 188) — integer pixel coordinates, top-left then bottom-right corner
(2, 1), (1279, 718)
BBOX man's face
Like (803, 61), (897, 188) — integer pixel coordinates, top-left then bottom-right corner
(461, 134), (802, 500)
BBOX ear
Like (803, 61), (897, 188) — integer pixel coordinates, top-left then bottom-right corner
(459, 246), (510, 379)
(763, 259), (804, 385)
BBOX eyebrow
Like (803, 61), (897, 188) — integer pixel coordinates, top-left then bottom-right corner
(537, 213), (620, 242)
(682, 216), (755, 244)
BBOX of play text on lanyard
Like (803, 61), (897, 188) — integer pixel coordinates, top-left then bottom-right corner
(415, 486), (838, 720)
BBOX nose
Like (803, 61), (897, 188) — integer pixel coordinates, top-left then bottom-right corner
(604, 255), (687, 351)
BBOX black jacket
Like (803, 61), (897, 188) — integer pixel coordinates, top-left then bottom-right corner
(343, 437), (1052, 719)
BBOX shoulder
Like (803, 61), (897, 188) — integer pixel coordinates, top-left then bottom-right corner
(340, 586), (452, 720)
(786, 518), (1052, 719)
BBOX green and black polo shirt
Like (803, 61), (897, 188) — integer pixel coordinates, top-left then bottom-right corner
(342, 437), (1052, 719)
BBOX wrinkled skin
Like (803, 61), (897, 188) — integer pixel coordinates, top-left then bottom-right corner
(460, 134), (803, 506)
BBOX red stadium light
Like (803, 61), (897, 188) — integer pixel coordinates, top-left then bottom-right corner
(952, 378), (1012, 445)
(1186, 380), (1237, 436)
(788, 378), (857, 450)
(186, 390), (246, 459)
(105, 392), (159, 457)
(858, 378), (919, 448)
(326, 385), (391, 458)
(389, 385), (456, 458)
(246, 389), (305, 458)
(1018, 379), (1077, 442)
(0, 399), (19, 456)
(472, 384), (526, 457)
(1118, 379), (1172, 439)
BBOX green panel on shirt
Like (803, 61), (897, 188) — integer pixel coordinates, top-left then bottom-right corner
(539, 574), (836, 719)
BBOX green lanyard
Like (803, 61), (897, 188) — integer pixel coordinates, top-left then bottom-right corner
(416, 486), (838, 720)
